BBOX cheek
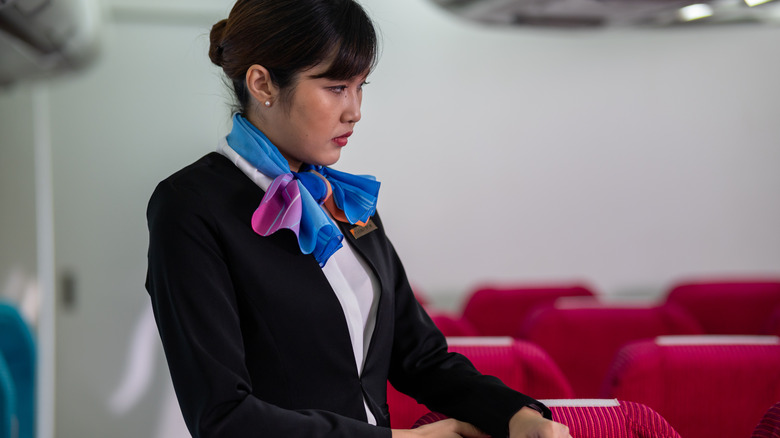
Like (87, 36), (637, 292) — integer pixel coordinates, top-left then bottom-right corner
(309, 94), (339, 120)
(293, 103), (324, 128)
(307, 109), (336, 135)
(289, 94), (338, 141)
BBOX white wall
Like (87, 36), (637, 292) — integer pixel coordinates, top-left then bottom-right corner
(1, 0), (780, 436)
(45, 8), (230, 437)
(353, 0), (780, 305)
(0, 85), (37, 305)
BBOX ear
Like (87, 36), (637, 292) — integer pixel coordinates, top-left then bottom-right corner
(245, 64), (278, 106)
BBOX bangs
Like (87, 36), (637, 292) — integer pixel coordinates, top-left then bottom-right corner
(311, 2), (378, 80)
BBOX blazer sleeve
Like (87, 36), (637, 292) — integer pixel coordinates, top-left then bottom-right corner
(145, 179), (390, 438)
(382, 234), (551, 438)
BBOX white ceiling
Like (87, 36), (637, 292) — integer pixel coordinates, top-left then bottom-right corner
(432, 0), (780, 27)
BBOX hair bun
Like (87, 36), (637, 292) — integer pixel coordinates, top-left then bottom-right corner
(209, 19), (228, 67)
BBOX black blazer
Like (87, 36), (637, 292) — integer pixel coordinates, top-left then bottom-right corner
(146, 152), (549, 438)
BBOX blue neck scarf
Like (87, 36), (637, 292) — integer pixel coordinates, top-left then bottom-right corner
(226, 114), (380, 266)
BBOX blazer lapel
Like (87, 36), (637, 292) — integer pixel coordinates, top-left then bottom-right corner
(337, 219), (391, 373)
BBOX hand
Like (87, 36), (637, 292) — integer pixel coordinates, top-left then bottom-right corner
(392, 418), (490, 438)
(509, 407), (572, 438)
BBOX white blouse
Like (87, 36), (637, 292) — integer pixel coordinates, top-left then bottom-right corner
(218, 138), (381, 425)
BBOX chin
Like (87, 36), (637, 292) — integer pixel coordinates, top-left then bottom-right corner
(318, 152), (342, 167)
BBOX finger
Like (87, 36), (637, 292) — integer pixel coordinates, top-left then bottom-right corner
(451, 419), (490, 438)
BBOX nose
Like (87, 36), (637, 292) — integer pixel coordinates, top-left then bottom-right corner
(342, 90), (362, 124)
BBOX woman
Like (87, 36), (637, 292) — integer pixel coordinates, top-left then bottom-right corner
(145, 1), (571, 437)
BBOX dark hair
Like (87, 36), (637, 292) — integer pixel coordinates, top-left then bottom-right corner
(209, 0), (378, 114)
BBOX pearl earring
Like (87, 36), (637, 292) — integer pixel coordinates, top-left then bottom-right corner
(264, 101), (271, 107)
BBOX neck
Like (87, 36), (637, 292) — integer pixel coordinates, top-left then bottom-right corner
(283, 154), (302, 173)
(243, 111), (302, 172)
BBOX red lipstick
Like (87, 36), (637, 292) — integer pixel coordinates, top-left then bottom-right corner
(333, 131), (352, 147)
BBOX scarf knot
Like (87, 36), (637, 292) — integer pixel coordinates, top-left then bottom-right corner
(226, 114), (380, 266)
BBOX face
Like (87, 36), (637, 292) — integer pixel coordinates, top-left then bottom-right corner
(256, 63), (368, 172)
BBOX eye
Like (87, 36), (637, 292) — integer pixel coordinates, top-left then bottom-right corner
(358, 81), (370, 90)
(328, 85), (347, 94)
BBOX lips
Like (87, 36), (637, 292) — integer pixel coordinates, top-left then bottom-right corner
(333, 131), (352, 147)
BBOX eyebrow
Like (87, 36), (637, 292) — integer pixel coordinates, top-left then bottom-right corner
(309, 71), (370, 81)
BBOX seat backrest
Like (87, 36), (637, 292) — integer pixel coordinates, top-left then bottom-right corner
(412, 399), (681, 438)
(461, 284), (594, 336)
(428, 312), (479, 337)
(664, 279), (780, 334)
(544, 399), (681, 438)
(753, 401), (780, 438)
(764, 306), (780, 336)
(0, 353), (17, 438)
(387, 337), (574, 429)
(411, 285), (429, 308)
(602, 335), (780, 438)
(0, 303), (35, 438)
(518, 302), (703, 397)
(445, 337), (574, 399)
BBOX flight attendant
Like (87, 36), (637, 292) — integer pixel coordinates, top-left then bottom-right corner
(145, 1), (573, 437)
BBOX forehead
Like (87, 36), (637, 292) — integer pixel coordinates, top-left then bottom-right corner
(297, 49), (371, 82)
(300, 65), (370, 83)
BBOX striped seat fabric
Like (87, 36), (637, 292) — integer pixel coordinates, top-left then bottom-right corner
(461, 284), (595, 336)
(602, 335), (780, 438)
(545, 399), (681, 438)
(750, 402), (780, 438)
(753, 401), (780, 438)
(412, 399), (681, 438)
(387, 337), (573, 429)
